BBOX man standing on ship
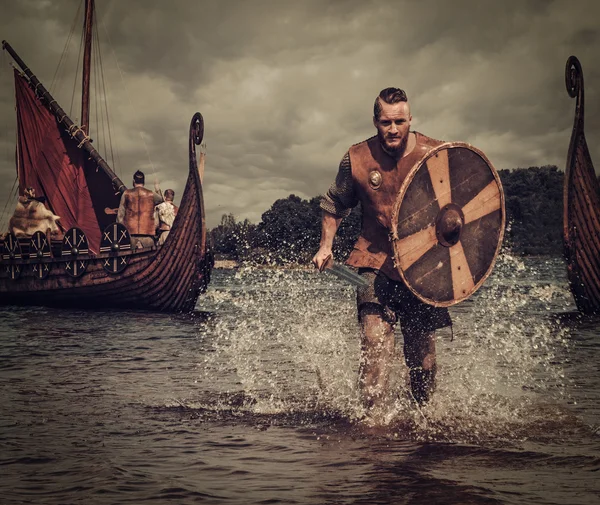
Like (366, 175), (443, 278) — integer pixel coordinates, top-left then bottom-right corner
(312, 87), (452, 412)
(154, 189), (178, 246)
(117, 170), (163, 249)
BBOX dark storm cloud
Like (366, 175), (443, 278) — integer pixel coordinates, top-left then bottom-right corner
(0, 0), (599, 228)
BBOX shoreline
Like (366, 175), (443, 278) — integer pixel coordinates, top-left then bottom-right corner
(213, 259), (313, 270)
(214, 259), (240, 269)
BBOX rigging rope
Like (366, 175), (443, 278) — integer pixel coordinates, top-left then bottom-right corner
(68, 22), (85, 120)
(92, 21), (110, 170)
(100, 15), (156, 179)
(95, 10), (119, 176)
(0, 177), (19, 233)
(0, 50), (18, 232)
(92, 23), (101, 155)
(50, 0), (82, 94)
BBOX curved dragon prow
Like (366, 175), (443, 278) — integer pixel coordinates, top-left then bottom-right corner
(189, 112), (205, 177)
(565, 55), (584, 120)
(187, 111), (213, 290)
(563, 56), (600, 314)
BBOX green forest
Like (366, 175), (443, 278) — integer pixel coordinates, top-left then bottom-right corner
(209, 166), (599, 264)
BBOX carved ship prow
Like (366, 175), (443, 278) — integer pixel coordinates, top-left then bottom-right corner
(563, 56), (600, 314)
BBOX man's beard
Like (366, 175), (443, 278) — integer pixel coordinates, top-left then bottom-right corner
(378, 130), (408, 159)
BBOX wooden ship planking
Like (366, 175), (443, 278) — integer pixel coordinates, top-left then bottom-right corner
(0, 0), (212, 312)
(563, 55), (600, 314)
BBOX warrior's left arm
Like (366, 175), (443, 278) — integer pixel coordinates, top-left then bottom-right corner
(116, 193), (126, 224)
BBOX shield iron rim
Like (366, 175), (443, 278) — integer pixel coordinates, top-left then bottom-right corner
(390, 141), (506, 307)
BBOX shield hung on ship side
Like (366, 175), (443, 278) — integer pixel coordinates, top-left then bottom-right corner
(390, 142), (506, 307)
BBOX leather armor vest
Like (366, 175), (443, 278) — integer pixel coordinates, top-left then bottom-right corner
(346, 132), (443, 280)
(121, 187), (156, 236)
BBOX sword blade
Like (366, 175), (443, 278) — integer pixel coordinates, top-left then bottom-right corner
(324, 261), (368, 288)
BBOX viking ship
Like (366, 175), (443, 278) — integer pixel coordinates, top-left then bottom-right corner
(0, 0), (212, 312)
(563, 56), (600, 315)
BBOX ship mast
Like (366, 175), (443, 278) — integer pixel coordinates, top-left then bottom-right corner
(81, 0), (94, 135)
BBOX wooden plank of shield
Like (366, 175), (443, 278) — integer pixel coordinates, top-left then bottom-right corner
(390, 142), (505, 307)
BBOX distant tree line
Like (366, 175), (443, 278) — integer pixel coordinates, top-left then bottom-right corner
(209, 165), (600, 263)
(499, 165), (562, 255)
(209, 196), (361, 265)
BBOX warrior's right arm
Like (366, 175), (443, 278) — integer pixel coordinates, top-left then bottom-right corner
(312, 211), (342, 271)
(312, 152), (357, 270)
(320, 152), (356, 217)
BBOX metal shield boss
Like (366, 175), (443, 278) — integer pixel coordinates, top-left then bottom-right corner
(390, 142), (505, 307)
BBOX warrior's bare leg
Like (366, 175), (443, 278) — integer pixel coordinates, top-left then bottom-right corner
(403, 329), (437, 404)
(358, 306), (395, 411)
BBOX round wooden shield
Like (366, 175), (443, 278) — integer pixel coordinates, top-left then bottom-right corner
(62, 227), (89, 278)
(2, 233), (22, 261)
(100, 223), (131, 274)
(30, 231), (52, 259)
(30, 230), (52, 280)
(390, 142), (505, 307)
(2, 233), (23, 280)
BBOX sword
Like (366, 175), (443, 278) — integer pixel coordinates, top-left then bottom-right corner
(320, 254), (368, 288)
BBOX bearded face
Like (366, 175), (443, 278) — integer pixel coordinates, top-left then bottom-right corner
(377, 127), (409, 157)
(373, 100), (412, 159)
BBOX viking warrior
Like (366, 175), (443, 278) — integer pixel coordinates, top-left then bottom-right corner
(154, 189), (178, 246)
(313, 87), (452, 410)
(117, 170), (163, 249)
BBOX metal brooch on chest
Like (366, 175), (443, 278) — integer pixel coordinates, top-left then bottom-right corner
(369, 170), (382, 189)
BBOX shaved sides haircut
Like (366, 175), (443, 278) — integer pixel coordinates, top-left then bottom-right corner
(373, 87), (408, 120)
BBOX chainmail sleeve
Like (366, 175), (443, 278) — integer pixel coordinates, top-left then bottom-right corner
(320, 152), (357, 218)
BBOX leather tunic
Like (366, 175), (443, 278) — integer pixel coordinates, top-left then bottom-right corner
(346, 132), (443, 281)
(119, 187), (157, 236)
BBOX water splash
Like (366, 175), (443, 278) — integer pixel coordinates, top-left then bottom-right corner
(194, 254), (577, 442)
(409, 253), (575, 443)
(197, 267), (363, 419)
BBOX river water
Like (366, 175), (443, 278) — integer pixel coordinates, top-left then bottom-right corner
(0, 254), (598, 504)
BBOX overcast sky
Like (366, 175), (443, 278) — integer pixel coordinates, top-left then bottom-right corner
(0, 0), (599, 228)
